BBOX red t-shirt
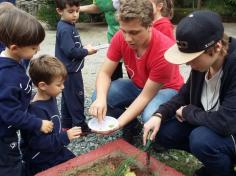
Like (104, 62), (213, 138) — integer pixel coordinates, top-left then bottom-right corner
(152, 17), (175, 41)
(107, 28), (183, 90)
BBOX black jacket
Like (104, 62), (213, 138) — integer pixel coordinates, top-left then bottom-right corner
(157, 37), (236, 136)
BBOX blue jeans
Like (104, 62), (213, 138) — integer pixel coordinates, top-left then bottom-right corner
(157, 119), (236, 176)
(92, 79), (177, 123)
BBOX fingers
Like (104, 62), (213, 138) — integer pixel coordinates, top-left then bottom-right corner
(150, 128), (158, 141)
(89, 106), (106, 122)
(143, 127), (149, 145)
(41, 120), (54, 133)
(176, 115), (183, 122)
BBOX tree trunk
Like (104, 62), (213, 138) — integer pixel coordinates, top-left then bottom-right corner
(197, 0), (202, 9)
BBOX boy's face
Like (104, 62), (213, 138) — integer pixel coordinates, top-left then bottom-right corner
(186, 52), (219, 72)
(41, 76), (65, 97)
(119, 19), (151, 50)
(14, 45), (40, 60)
(57, 5), (80, 24)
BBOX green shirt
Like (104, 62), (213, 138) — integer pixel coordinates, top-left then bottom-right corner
(95, 0), (119, 42)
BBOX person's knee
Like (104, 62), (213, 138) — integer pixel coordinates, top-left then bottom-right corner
(141, 111), (153, 123)
(189, 127), (213, 156)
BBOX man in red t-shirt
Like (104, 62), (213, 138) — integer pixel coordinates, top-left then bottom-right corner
(89, 0), (183, 143)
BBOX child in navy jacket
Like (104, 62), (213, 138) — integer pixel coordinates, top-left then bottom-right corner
(55, 0), (97, 132)
(0, 7), (53, 176)
(22, 55), (82, 175)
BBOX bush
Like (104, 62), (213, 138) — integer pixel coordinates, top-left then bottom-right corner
(37, 1), (59, 30)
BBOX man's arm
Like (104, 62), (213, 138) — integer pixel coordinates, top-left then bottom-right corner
(89, 58), (119, 121)
(80, 4), (101, 14)
(118, 79), (163, 128)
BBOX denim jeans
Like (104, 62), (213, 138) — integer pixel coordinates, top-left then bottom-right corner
(157, 119), (236, 176)
(92, 79), (177, 123)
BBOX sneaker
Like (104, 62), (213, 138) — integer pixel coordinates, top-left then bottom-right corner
(193, 166), (212, 176)
(122, 121), (143, 144)
(152, 142), (168, 153)
(79, 122), (92, 136)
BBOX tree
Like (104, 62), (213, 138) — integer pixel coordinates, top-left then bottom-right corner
(197, 0), (202, 9)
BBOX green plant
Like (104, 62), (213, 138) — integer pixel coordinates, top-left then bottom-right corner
(37, 1), (59, 29)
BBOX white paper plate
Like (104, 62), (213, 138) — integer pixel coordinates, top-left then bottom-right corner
(94, 43), (110, 50)
(88, 116), (118, 132)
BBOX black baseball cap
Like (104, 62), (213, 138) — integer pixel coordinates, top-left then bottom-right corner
(164, 10), (224, 64)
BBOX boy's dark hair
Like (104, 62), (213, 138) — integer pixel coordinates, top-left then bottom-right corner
(29, 55), (67, 86)
(0, 8), (45, 47)
(55, 0), (80, 10)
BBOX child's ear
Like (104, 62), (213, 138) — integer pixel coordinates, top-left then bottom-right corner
(157, 2), (164, 11)
(56, 8), (63, 15)
(9, 44), (18, 51)
(38, 81), (48, 91)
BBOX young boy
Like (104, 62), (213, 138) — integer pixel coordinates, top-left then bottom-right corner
(55, 0), (97, 132)
(22, 55), (82, 175)
(0, 8), (53, 176)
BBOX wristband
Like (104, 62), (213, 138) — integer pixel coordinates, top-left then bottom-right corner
(152, 113), (162, 119)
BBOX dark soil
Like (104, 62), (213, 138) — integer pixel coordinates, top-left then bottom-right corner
(62, 155), (154, 176)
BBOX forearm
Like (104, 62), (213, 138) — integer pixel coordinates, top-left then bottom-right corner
(80, 4), (101, 14)
(96, 71), (111, 100)
(118, 80), (161, 128)
(118, 94), (150, 128)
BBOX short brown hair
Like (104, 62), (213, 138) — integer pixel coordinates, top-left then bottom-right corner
(0, 7), (45, 47)
(0, 2), (15, 15)
(205, 33), (229, 57)
(118, 0), (154, 28)
(29, 55), (67, 86)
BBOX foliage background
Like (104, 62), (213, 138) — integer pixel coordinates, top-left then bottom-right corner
(37, 0), (236, 29)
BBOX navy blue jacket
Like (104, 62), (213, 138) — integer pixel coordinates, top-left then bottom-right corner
(0, 57), (41, 138)
(157, 37), (236, 136)
(0, 42), (5, 53)
(22, 97), (74, 172)
(55, 20), (88, 73)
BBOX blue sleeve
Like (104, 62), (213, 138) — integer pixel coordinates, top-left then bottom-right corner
(0, 86), (42, 131)
(58, 29), (88, 60)
(29, 131), (70, 152)
(28, 108), (70, 152)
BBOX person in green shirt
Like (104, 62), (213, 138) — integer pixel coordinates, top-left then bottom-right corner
(80, 0), (123, 80)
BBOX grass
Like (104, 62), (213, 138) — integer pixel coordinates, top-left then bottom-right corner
(133, 135), (201, 176)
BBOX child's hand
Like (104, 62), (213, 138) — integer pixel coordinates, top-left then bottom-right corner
(67, 126), (82, 141)
(40, 120), (54, 133)
(84, 44), (97, 55)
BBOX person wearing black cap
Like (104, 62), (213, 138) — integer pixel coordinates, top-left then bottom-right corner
(143, 10), (236, 176)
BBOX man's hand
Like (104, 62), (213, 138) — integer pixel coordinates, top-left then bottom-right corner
(40, 120), (54, 133)
(176, 106), (186, 122)
(67, 126), (82, 141)
(89, 99), (107, 122)
(143, 115), (161, 145)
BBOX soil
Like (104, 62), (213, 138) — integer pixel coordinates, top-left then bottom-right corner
(62, 155), (153, 176)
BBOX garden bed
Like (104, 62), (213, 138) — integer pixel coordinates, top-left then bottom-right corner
(36, 139), (184, 176)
